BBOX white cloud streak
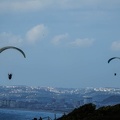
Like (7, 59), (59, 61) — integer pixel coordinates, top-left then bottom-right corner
(111, 41), (120, 51)
(0, 24), (48, 46)
(26, 24), (48, 44)
(52, 35), (94, 48)
(52, 33), (69, 45)
(0, 0), (120, 13)
(70, 38), (94, 47)
(0, 0), (52, 13)
(0, 32), (22, 46)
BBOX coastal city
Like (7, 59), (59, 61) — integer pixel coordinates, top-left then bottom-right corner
(0, 86), (120, 113)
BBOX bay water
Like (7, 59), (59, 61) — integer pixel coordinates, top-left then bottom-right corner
(0, 108), (63, 120)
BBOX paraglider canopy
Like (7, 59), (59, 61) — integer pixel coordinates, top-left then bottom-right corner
(0, 46), (26, 58)
(108, 57), (120, 63)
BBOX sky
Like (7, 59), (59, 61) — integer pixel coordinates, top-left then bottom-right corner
(0, 0), (120, 88)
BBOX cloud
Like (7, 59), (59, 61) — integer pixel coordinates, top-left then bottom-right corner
(52, 34), (94, 48)
(70, 38), (94, 47)
(0, 24), (48, 46)
(111, 41), (120, 51)
(0, 0), (120, 13)
(0, 32), (22, 46)
(51, 33), (69, 45)
(0, 0), (53, 13)
(26, 24), (48, 44)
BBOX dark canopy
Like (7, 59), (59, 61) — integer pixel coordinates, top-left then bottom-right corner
(0, 46), (26, 58)
(108, 57), (120, 63)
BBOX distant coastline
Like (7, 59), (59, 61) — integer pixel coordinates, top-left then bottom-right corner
(0, 108), (63, 120)
(0, 107), (64, 114)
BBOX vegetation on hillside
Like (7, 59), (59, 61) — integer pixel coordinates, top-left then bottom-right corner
(57, 103), (120, 120)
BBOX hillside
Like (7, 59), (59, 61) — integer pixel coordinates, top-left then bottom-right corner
(57, 103), (120, 120)
(102, 95), (120, 105)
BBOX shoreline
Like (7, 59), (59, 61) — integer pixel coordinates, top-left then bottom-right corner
(0, 107), (65, 114)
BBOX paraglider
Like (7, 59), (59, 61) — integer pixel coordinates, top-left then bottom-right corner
(0, 46), (26, 58)
(0, 46), (26, 80)
(8, 73), (12, 80)
(108, 57), (120, 76)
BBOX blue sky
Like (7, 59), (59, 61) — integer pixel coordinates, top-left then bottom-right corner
(0, 0), (120, 88)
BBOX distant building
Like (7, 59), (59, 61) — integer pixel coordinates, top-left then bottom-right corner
(83, 96), (92, 104)
(0, 100), (3, 107)
(77, 100), (84, 107)
(0, 99), (17, 108)
(10, 100), (16, 108)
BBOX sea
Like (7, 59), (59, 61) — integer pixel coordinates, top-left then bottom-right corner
(0, 108), (63, 120)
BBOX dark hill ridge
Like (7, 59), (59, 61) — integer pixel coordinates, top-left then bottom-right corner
(57, 103), (120, 120)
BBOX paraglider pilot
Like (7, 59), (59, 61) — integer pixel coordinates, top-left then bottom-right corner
(8, 73), (12, 80)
